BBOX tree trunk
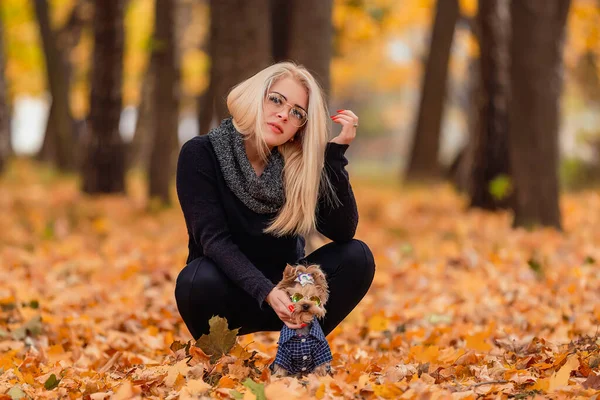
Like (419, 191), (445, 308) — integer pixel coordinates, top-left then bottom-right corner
(0, 15), (10, 174)
(270, 0), (292, 63)
(469, 0), (511, 210)
(286, 0), (333, 97)
(148, 0), (180, 205)
(82, 0), (126, 194)
(508, 0), (570, 229)
(405, 0), (459, 182)
(130, 62), (155, 170)
(32, 0), (74, 170)
(210, 0), (271, 121)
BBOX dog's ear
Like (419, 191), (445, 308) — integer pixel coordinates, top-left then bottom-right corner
(277, 264), (298, 289)
(306, 264), (329, 305)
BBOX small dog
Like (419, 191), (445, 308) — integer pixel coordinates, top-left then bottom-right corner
(270, 263), (332, 377)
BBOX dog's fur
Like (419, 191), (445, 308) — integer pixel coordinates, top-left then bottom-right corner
(271, 264), (331, 377)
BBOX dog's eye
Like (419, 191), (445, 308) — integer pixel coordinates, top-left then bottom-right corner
(310, 296), (321, 306)
(291, 293), (303, 302)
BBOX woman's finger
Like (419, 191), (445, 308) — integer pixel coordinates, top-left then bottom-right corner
(331, 115), (353, 124)
(337, 109), (358, 120)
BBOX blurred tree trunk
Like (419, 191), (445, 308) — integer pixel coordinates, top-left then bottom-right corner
(148, 0), (180, 205)
(405, 0), (459, 182)
(82, 0), (125, 194)
(508, 0), (570, 229)
(270, 0), (292, 62)
(468, 0), (511, 210)
(210, 0), (271, 121)
(0, 15), (11, 174)
(32, 0), (75, 170)
(130, 62), (155, 170)
(286, 0), (333, 96)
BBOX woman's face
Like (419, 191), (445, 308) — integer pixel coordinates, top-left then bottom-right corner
(262, 77), (308, 149)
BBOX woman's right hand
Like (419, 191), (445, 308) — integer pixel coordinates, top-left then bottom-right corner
(266, 287), (304, 329)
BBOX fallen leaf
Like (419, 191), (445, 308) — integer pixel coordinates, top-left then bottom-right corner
(195, 316), (239, 363)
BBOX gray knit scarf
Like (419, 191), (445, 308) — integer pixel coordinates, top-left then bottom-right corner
(208, 118), (285, 214)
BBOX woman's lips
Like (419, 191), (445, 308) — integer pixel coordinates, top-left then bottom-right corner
(267, 122), (283, 133)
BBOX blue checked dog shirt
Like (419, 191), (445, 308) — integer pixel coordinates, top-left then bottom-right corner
(270, 320), (332, 374)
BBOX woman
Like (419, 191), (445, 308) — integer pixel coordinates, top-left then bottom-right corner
(175, 62), (375, 339)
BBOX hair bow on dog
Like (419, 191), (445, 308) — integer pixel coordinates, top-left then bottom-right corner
(295, 273), (315, 286)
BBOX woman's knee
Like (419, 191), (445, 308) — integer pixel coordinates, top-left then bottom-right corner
(342, 239), (376, 279)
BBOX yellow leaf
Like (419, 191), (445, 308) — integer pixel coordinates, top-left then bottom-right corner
(164, 359), (190, 388)
(372, 383), (403, 399)
(549, 354), (579, 391)
(368, 313), (390, 332)
(315, 383), (326, 399)
(411, 345), (440, 363)
(531, 378), (550, 391)
(465, 331), (492, 352)
(184, 379), (211, 396)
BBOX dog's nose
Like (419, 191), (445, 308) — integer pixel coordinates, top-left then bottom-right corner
(302, 304), (310, 311)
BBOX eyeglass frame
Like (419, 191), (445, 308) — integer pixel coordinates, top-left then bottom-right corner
(264, 91), (309, 128)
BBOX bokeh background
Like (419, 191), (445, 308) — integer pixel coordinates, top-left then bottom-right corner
(1, 0), (598, 207)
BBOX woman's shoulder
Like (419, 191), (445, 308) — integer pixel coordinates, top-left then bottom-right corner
(178, 135), (218, 172)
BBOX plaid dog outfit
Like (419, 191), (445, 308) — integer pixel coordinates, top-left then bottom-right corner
(270, 319), (332, 374)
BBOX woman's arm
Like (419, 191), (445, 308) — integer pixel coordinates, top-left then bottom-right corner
(176, 139), (275, 307)
(315, 142), (358, 243)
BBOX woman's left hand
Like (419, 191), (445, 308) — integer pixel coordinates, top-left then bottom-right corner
(330, 109), (359, 146)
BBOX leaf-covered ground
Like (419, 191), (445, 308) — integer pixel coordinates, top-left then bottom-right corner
(1, 159), (600, 399)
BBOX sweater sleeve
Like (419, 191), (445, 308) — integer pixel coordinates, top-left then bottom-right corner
(176, 139), (275, 307)
(315, 142), (358, 242)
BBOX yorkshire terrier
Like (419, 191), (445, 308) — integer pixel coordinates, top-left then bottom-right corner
(270, 264), (332, 377)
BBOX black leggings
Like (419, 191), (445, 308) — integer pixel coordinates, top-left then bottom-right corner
(175, 239), (376, 339)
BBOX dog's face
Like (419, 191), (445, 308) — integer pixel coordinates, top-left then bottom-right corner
(277, 264), (329, 324)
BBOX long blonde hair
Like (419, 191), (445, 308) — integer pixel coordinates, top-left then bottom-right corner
(226, 62), (338, 237)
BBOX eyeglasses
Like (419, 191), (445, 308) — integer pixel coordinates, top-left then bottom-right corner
(290, 293), (321, 306)
(265, 92), (308, 128)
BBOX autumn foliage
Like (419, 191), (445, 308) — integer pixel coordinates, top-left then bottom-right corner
(0, 160), (599, 399)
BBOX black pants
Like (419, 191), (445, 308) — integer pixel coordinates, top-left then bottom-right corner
(175, 239), (376, 339)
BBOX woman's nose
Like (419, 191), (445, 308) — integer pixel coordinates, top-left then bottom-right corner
(276, 110), (288, 121)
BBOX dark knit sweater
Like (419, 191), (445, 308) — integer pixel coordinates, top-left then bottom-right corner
(175, 135), (358, 307)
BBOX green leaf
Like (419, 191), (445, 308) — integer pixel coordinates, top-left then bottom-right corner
(488, 175), (513, 201)
(195, 316), (239, 363)
(243, 378), (266, 400)
(44, 374), (60, 390)
(230, 390), (244, 399)
(527, 258), (544, 278)
(7, 385), (26, 399)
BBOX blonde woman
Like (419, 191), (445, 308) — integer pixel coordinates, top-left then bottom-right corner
(175, 62), (375, 338)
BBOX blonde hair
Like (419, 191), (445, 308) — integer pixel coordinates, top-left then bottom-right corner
(226, 62), (338, 237)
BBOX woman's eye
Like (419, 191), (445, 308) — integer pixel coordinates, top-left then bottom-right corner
(291, 109), (303, 119)
(269, 95), (282, 104)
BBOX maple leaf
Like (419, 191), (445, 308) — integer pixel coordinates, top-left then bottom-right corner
(243, 378), (266, 400)
(195, 316), (239, 363)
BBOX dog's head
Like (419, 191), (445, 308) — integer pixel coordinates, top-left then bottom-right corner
(277, 264), (329, 324)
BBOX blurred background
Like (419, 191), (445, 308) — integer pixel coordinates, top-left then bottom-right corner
(0, 0), (598, 229)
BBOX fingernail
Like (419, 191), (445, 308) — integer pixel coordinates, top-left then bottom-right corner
(301, 323), (307, 328)
(288, 305), (295, 312)
(330, 115), (336, 118)
(337, 109), (344, 112)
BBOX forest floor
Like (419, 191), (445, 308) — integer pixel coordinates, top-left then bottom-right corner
(1, 158), (600, 399)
